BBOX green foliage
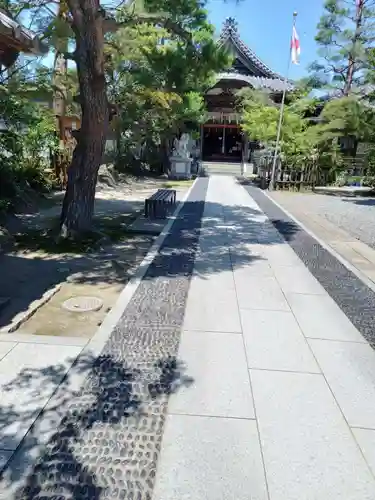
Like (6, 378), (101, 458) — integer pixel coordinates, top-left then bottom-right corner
(106, 4), (230, 172)
(238, 88), (347, 176)
(318, 96), (371, 142)
(239, 89), (309, 155)
(311, 0), (375, 93)
(0, 84), (58, 208)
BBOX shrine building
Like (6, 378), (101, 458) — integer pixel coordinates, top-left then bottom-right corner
(202, 18), (293, 165)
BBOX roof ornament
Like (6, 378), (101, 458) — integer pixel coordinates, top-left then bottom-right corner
(223, 17), (238, 33)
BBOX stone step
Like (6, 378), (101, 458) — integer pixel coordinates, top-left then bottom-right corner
(203, 162), (242, 176)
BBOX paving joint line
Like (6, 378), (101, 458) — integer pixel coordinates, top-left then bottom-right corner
(223, 196), (272, 500)
(245, 185), (375, 482)
(167, 411), (256, 421)
(249, 367), (322, 376)
(263, 190), (375, 295)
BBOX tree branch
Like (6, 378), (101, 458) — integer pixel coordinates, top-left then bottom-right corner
(106, 13), (193, 43)
(63, 51), (76, 61)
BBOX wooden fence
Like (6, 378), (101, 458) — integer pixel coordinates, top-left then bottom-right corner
(258, 165), (330, 191)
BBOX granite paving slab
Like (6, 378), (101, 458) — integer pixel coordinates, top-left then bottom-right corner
(0, 343), (83, 451)
(251, 369), (375, 500)
(235, 275), (290, 311)
(168, 330), (254, 418)
(352, 428), (375, 476)
(271, 264), (326, 295)
(286, 292), (365, 343)
(153, 414), (268, 500)
(0, 342), (16, 361)
(0, 179), (208, 499)
(241, 309), (320, 373)
(308, 338), (375, 429)
(182, 289), (242, 333)
(246, 186), (375, 345)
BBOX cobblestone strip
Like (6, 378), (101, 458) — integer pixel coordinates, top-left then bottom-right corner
(3, 179), (208, 500)
(245, 185), (375, 346)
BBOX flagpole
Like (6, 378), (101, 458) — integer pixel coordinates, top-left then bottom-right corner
(269, 11), (298, 191)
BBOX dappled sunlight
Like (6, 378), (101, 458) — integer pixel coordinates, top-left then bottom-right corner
(0, 350), (194, 498)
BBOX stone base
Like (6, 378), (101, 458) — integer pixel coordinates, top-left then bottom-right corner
(169, 157), (192, 180)
(241, 162), (254, 176)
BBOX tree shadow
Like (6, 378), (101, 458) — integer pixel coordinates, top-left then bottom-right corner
(341, 198), (375, 207)
(0, 200), (299, 327)
(0, 231), (154, 329)
(270, 219), (301, 242)
(0, 197), (300, 329)
(151, 200), (301, 280)
(0, 181), (303, 497)
(0, 349), (193, 498)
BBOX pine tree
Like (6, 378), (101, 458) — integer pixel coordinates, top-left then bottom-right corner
(311, 0), (375, 95)
(55, 0), (225, 236)
(106, 15), (229, 173)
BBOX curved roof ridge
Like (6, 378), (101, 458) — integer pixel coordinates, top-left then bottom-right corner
(216, 72), (294, 92)
(218, 17), (283, 80)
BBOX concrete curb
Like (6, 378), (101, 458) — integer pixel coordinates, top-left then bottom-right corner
(0, 179), (199, 489)
(0, 188), (191, 335)
(84, 177), (198, 358)
(1, 283), (63, 334)
(263, 189), (375, 296)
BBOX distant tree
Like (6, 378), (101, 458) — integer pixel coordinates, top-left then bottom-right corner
(311, 0), (375, 95)
(107, 18), (229, 173)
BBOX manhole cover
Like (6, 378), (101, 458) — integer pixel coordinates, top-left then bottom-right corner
(62, 296), (103, 313)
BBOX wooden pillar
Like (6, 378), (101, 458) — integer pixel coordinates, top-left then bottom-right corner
(222, 126), (226, 154)
(200, 124), (204, 159)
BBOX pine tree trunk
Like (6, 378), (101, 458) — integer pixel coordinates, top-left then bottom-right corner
(60, 0), (109, 236)
(344, 0), (364, 96)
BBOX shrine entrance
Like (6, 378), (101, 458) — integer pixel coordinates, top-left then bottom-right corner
(202, 124), (242, 162)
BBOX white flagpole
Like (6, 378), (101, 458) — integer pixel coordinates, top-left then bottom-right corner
(269, 11), (298, 191)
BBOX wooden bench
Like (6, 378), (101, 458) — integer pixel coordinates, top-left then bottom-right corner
(144, 189), (177, 219)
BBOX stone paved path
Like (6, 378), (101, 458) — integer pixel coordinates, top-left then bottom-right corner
(1, 175), (375, 499)
(269, 190), (375, 287)
(152, 176), (375, 500)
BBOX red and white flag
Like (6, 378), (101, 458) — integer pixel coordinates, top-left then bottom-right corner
(291, 25), (300, 65)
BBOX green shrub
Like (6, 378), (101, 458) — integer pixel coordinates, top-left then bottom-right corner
(0, 87), (59, 210)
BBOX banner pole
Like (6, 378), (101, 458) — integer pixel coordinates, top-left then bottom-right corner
(269, 11), (297, 191)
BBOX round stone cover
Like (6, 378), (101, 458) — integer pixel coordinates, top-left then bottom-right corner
(62, 296), (103, 313)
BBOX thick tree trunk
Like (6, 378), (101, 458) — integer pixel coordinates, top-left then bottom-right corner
(60, 0), (109, 236)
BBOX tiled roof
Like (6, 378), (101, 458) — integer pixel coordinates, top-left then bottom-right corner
(216, 72), (294, 92)
(0, 10), (47, 55)
(218, 17), (285, 81)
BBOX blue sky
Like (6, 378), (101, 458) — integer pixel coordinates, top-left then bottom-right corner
(206, 0), (325, 79)
(37, 0), (325, 77)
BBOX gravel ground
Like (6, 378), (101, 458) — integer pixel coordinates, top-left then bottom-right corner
(271, 192), (375, 249)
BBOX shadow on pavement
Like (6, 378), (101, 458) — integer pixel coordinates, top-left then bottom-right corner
(0, 350), (193, 499)
(0, 198), (301, 329)
(341, 197), (375, 207)
(0, 187), (301, 498)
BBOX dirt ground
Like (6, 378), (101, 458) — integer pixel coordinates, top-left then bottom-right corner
(0, 175), (192, 340)
(16, 234), (154, 338)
